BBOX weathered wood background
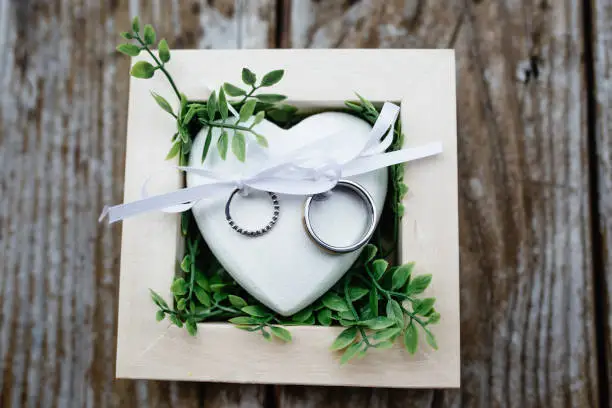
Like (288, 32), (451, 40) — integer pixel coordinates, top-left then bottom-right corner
(0, 0), (609, 407)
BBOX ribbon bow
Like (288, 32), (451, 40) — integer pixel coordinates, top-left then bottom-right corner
(100, 102), (442, 223)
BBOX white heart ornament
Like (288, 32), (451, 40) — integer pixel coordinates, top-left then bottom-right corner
(187, 112), (387, 316)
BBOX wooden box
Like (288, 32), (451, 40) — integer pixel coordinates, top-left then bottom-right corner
(116, 50), (460, 388)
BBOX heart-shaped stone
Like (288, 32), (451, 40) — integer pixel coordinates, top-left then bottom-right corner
(187, 112), (387, 316)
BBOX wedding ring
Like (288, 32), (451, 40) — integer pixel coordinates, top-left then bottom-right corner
(303, 180), (377, 254)
(225, 189), (279, 237)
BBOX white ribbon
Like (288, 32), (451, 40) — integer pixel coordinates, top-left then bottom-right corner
(99, 102), (442, 224)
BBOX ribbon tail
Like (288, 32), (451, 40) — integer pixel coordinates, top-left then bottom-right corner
(342, 142), (443, 177)
(360, 102), (400, 156)
(100, 182), (232, 224)
(98, 206), (110, 223)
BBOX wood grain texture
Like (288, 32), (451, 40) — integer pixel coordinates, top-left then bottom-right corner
(0, 0), (274, 407)
(593, 0), (612, 402)
(279, 0), (599, 407)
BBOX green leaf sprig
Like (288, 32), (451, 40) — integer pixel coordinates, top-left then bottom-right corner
(148, 96), (440, 364)
(179, 68), (288, 164)
(151, 212), (292, 342)
(118, 17), (181, 105)
(117, 17), (291, 164)
(224, 68), (287, 104)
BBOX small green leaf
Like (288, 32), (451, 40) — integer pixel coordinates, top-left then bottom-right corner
(406, 274), (432, 295)
(180, 210), (189, 236)
(189, 301), (196, 314)
(398, 183), (408, 198)
(180, 93), (188, 114)
(369, 287), (379, 317)
(386, 299), (403, 326)
(260, 69), (284, 87)
(169, 314), (183, 328)
(165, 141), (181, 160)
(181, 137), (192, 155)
(317, 309), (332, 326)
(372, 327), (401, 342)
(426, 330), (438, 350)
(374, 341), (394, 349)
(330, 327), (358, 351)
(150, 91), (174, 116)
(348, 287), (369, 302)
(356, 93), (376, 113)
(262, 329), (272, 341)
(397, 203), (405, 217)
(157, 38), (170, 62)
(194, 270), (209, 291)
(363, 316), (395, 330)
(228, 295), (247, 308)
(404, 322), (418, 354)
(255, 134), (268, 147)
(239, 99), (257, 122)
(218, 89), (229, 120)
(360, 304), (375, 320)
(291, 308), (313, 323)
(207, 91), (217, 121)
(223, 82), (246, 96)
(359, 244), (377, 264)
(120, 32), (133, 40)
(143, 24), (156, 45)
(392, 263), (414, 290)
(255, 94), (287, 103)
(266, 109), (291, 122)
(232, 131), (246, 162)
(229, 316), (258, 325)
(270, 326), (292, 342)
(278, 104), (298, 113)
(194, 286), (211, 307)
(132, 16), (140, 33)
(242, 68), (257, 86)
(338, 311), (356, 321)
(217, 130), (229, 160)
(201, 127), (213, 163)
(186, 320), (197, 336)
(155, 310), (165, 321)
(242, 305), (269, 317)
(130, 60), (156, 79)
(170, 278), (188, 296)
(210, 283), (228, 293)
(182, 106), (197, 125)
(178, 126), (189, 143)
(180, 255), (191, 272)
(414, 297), (435, 315)
(303, 315), (316, 325)
(252, 111), (265, 126)
(428, 311), (441, 324)
(372, 259), (388, 280)
(340, 342), (363, 365)
(344, 101), (362, 111)
(177, 298), (187, 311)
(149, 289), (169, 309)
(116, 43), (141, 57)
(321, 292), (349, 312)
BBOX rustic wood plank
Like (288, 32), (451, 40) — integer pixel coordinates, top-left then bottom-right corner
(593, 0), (612, 402)
(280, 0), (599, 407)
(0, 0), (274, 407)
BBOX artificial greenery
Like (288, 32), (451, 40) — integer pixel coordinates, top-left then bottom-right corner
(121, 17), (440, 364)
(117, 17), (290, 164)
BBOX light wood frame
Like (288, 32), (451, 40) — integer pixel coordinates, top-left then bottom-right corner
(116, 50), (459, 388)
